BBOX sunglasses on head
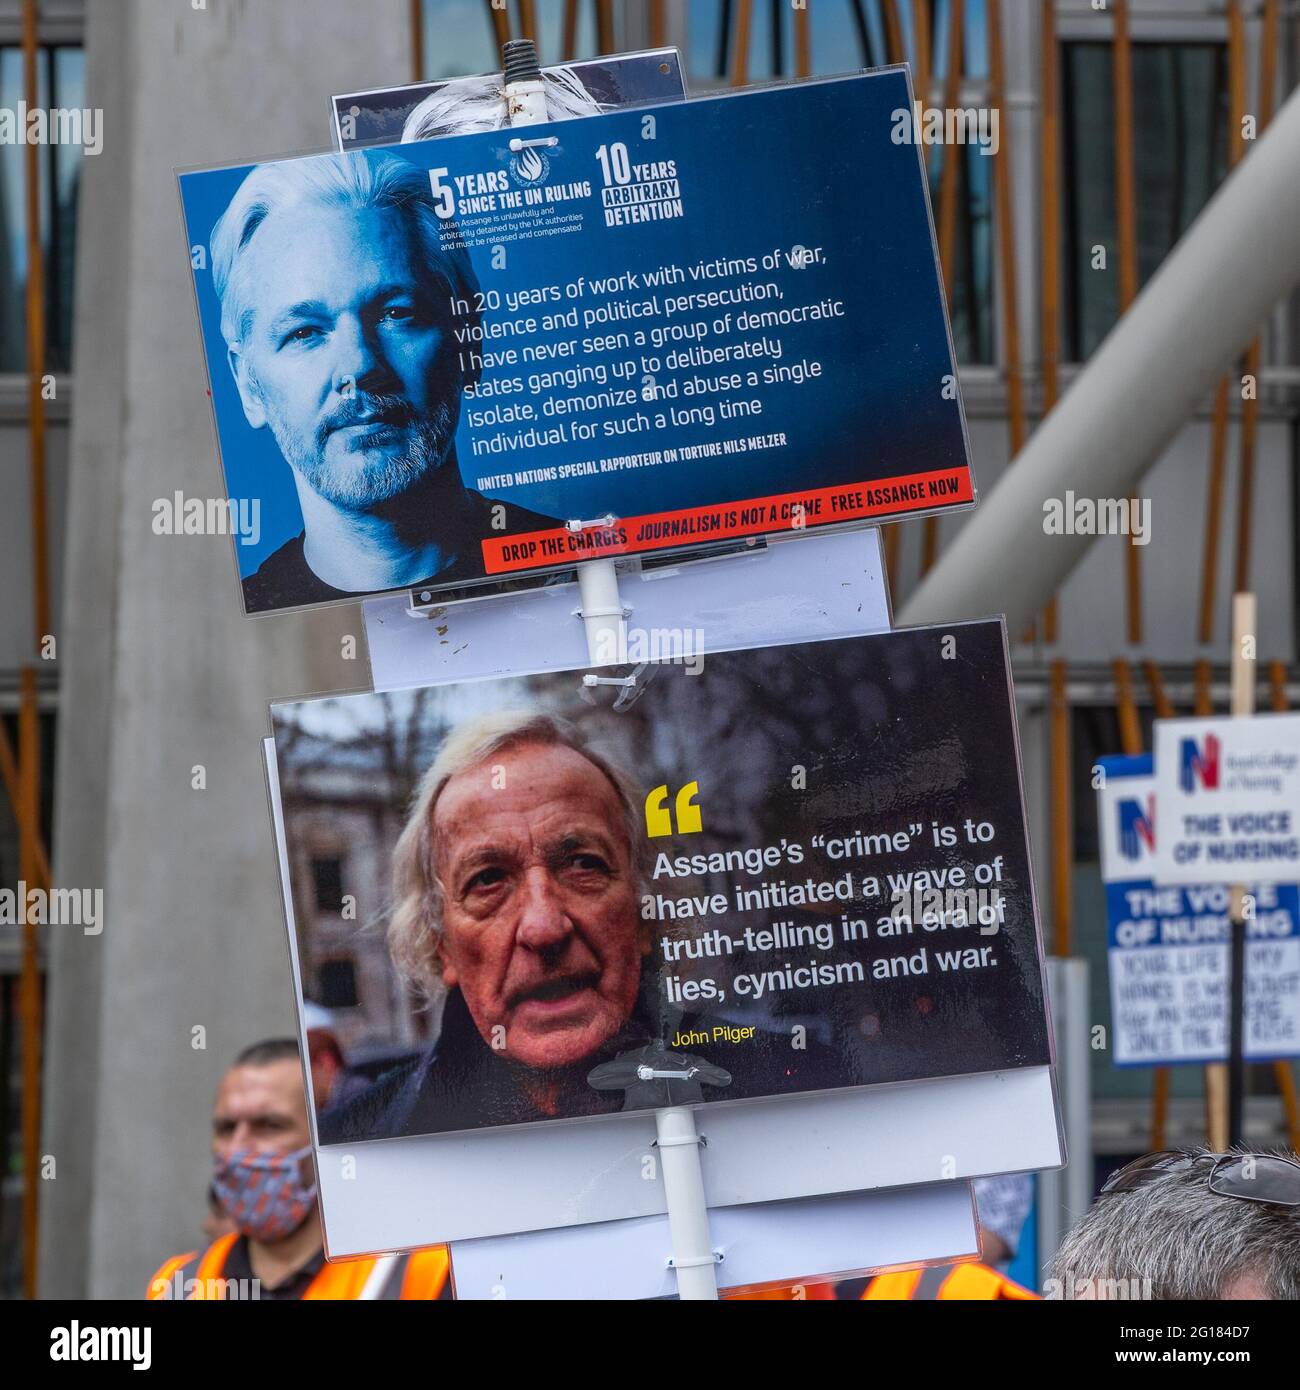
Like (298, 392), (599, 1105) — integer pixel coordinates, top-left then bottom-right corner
(1100, 1150), (1300, 1207)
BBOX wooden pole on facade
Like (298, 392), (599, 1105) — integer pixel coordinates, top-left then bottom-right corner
(1268, 658), (1300, 1151)
(1230, 0), (1278, 597)
(18, 668), (42, 1300)
(518, 0), (537, 45)
(922, 0), (964, 579)
(1040, 0), (1061, 640)
(911, 0), (931, 102)
(1112, 0), (1142, 645)
(731, 0), (753, 86)
(488, 0), (512, 50)
(1200, 3), (1250, 643)
(0, 723), (49, 889)
(1199, 379), (1231, 644)
(595, 0), (615, 55)
(1050, 659), (1073, 956)
(879, 0), (908, 590)
(793, 0), (811, 79)
(1141, 660), (1175, 1149)
(410, 0), (424, 80)
(19, 0), (48, 1305)
(22, 0), (50, 653)
(987, 0), (1026, 463)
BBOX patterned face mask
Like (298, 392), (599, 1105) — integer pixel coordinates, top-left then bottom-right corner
(212, 1145), (318, 1243)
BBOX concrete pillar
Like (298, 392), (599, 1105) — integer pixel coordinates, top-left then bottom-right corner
(41, 0), (411, 1300)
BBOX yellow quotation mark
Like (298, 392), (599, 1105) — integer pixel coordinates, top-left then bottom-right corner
(644, 782), (703, 838)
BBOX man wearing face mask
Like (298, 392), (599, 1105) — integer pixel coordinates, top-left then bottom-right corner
(147, 1038), (451, 1299)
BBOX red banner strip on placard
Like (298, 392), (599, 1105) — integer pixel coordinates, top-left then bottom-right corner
(480, 468), (973, 574)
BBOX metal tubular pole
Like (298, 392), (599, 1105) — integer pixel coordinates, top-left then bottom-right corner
(656, 1107), (719, 1300)
(899, 84), (1300, 634)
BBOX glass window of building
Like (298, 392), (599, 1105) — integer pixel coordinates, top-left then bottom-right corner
(1062, 40), (1229, 361)
(0, 43), (84, 374)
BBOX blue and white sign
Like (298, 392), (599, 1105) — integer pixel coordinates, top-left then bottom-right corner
(1097, 753), (1300, 1067)
(1151, 713), (1300, 886)
(178, 69), (973, 614)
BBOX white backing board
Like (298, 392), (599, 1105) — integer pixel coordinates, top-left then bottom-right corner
(448, 1182), (979, 1300)
(265, 525), (1063, 1264)
(362, 528), (892, 690)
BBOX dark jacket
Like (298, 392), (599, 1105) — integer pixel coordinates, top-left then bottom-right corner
(317, 983), (844, 1144)
(242, 492), (559, 613)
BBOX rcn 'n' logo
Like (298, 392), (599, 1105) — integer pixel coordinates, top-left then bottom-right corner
(1117, 795), (1155, 861)
(1179, 734), (1220, 793)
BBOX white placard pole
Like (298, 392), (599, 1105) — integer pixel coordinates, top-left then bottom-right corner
(655, 1107), (719, 1299)
(503, 37), (716, 1300)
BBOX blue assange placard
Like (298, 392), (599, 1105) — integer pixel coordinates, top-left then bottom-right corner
(178, 69), (972, 614)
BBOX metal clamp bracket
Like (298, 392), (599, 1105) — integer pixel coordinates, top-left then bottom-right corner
(667, 1251), (724, 1269)
(580, 664), (647, 711)
(566, 513), (618, 532)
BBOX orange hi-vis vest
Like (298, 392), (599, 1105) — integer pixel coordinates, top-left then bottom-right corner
(147, 1233), (450, 1300)
(862, 1264), (1038, 1300)
(727, 1263), (1038, 1301)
